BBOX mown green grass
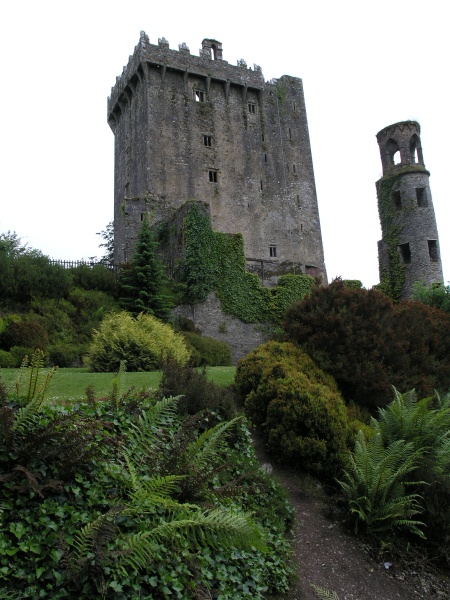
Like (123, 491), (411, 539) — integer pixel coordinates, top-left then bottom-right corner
(0, 366), (236, 402)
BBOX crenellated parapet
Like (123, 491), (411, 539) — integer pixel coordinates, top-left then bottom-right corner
(107, 32), (265, 130)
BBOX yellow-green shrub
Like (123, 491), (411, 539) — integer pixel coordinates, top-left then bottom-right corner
(87, 311), (190, 372)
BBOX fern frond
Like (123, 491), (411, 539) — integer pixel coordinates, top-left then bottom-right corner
(118, 507), (266, 574)
(186, 417), (241, 472)
(311, 584), (340, 599)
(73, 506), (123, 559)
(111, 360), (126, 407)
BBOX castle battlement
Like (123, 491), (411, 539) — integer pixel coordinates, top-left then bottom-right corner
(108, 32), (265, 129)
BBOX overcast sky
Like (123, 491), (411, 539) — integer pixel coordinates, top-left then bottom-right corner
(1, 1), (448, 289)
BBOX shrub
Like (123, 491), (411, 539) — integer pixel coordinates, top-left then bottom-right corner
(87, 311), (190, 372)
(412, 280), (450, 314)
(0, 349), (15, 368)
(235, 341), (348, 476)
(0, 316), (49, 351)
(284, 278), (450, 411)
(158, 355), (236, 420)
(182, 331), (232, 366)
(48, 343), (83, 367)
(70, 263), (118, 294)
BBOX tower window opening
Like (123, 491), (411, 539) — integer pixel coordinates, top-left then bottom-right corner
(393, 150), (401, 165)
(264, 153), (268, 163)
(293, 164), (296, 174)
(140, 213), (145, 221)
(261, 133), (265, 142)
(248, 102), (257, 114)
(293, 102), (296, 111)
(297, 194), (300, 206)
(428, 240), (439, 262)
(416, 188), (428, 207)
(288, 128), (292, 140)
(208, 170), (218, 183)
(392, 190), (402, 211)
(195, 89), (206, 102)
(399, 242), (411, 264)
(260, 180), (263, 191)
(125, 182), (130, 197)
(203, 135), (212, 147)
(269, 245), (277, 258)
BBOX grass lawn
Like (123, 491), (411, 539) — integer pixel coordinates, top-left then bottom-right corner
(0, 366), (236, 402)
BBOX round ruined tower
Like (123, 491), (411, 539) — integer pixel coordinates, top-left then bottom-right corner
(376, 120), (443, 299)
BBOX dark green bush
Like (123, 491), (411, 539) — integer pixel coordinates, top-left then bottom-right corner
(158, 356), (236, 420)
(0, 316), (49, 351)
(182, 331), (232, 366)
(48, 343), (84, 367)
(284, 278), (450, 411)
(236, 341), (348, 476)
(70, 263), (118, 295)
(0, 349), (15, 368)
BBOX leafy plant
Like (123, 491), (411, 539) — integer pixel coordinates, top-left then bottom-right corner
(87, 311), (190, 372)
(311, 584), (340, 600)
(338, 430), (425, 537)
(284, 278), (450, 410)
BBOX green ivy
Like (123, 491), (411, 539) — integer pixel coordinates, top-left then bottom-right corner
(377, 174), (405, 301)
(181, 203), (315, 323)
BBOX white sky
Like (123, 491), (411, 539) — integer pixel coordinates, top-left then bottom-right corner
(1, 0), (448, 289)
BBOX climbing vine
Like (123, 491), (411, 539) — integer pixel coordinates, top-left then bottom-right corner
(180, 202), (315, 323)
(377, 174), (405, 301)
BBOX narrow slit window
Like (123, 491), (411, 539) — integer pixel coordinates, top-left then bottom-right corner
(293, 102), (296, 111)
(261, 133), (265, 142)
(195, 89), (206, 102)
(416, 188), (428, 207)
(260, 180), (263, 191)
(392, 190), (402, 211)
(203, 135), (212, 147)
(264, 153), (268, 164)
(269, 245), (277, 258)
(208, 170), (218, 183)
(399, 242), (411, 264)
(125, 182), (130, 197)
(293, 164), (296, 174)
(140, 213), (145, 221)
(428, 240), (439, 262)
(248, 102), (257, 114)
(288, 128), (292, 140)
(297, 194), (300, 206)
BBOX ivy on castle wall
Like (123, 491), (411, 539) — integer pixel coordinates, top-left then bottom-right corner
(377, 174), (405, 301)
(180, 202), (315, 323)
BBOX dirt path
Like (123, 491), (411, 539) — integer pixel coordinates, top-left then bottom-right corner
(251, 431), (450, 600)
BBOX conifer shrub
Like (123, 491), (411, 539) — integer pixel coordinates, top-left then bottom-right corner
(284, 278), (450, 411)
(235, 341), (348, 476)
(87, 311), (190, 372)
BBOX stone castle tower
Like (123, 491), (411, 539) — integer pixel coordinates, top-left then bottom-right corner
(376, 121), (443, 299)
(108, 33), (327, 282)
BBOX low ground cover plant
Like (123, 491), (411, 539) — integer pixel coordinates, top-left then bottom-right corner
(0, 351), (293, 598)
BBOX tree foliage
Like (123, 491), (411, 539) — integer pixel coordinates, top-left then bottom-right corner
(284, 278), (450, 410)
(118, 219), (171, 319)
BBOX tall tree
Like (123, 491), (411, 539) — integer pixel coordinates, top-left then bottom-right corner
(118, 219), (171, 319)
(96, 220), (114, 266)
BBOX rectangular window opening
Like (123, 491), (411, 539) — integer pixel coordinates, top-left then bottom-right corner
(288, 128), (292, 140)
(297, 194), (300, 206)
(416, 188), (428, 207)
(203, 135), (212, 147)
(264, 153), (268, 164)
(248, 102), (257, 114)
(293, 164), (296, 174)
(260, 180), (263, 191)
(195, 89), (206, 102)
(261, 133), (265, 142)
(399, 242), (411, 264)
(269, 245), (277, 258)
(208, 170), (218, 183)
(293, 102), (296, 111)
(392, 190), (402, 211)
(125, 182), (130, 197)
(428, 240), (439, 262)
